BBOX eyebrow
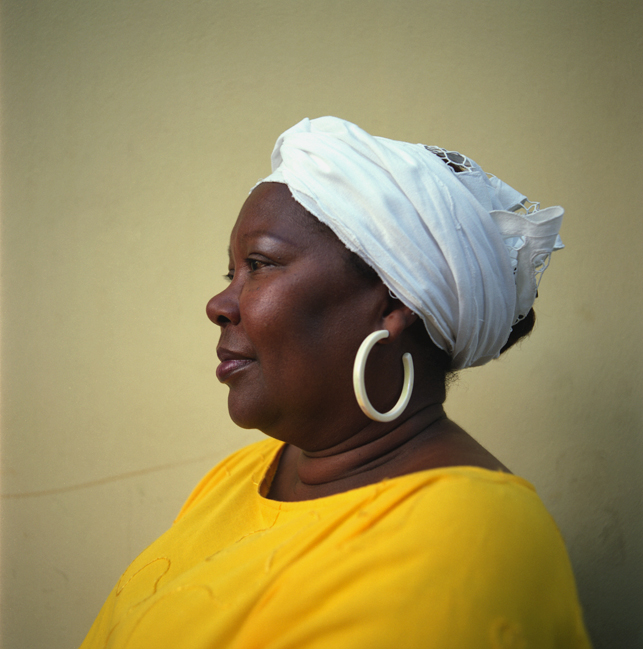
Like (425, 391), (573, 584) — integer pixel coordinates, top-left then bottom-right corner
(227, 230), (301, 259)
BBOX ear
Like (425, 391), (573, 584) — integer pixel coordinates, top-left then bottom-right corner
(380, 298), (419, 342)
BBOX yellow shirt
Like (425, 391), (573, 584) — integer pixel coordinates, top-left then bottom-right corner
(81, 438), (591, 648)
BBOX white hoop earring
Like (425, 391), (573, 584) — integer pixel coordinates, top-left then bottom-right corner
(353, 330), (414, 422)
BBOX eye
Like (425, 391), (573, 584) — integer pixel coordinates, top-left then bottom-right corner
(248, 258), (268, 272)
(223, 270), (234, 282)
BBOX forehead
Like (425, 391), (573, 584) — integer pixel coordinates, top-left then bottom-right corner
(231, 182), (337, 249)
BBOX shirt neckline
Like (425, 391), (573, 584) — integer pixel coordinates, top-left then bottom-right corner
(254, 439), (535, 511)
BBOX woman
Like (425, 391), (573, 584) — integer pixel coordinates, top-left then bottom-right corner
(81, 117), (591, 648)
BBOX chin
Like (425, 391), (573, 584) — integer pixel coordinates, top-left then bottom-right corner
(227, 391), (279, 433)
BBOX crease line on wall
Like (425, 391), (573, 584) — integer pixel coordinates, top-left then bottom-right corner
(1, 453), (220, 499)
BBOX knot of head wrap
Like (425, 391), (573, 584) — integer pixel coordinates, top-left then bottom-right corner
(258, 117), (564, 369)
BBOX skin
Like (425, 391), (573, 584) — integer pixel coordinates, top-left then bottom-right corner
(206, 183), (508, 502)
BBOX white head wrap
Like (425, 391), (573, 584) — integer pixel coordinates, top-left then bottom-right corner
(259, 117), (564, 369)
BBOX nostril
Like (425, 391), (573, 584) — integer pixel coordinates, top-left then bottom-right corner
(216, 314), (231, 326)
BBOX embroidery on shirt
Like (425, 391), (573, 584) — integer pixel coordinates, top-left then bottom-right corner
(115, 557), (171, 597)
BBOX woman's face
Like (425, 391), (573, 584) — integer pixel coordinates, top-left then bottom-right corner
(206, 182), (386, 449)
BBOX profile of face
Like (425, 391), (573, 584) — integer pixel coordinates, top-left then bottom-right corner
(206, 183), (392, 450)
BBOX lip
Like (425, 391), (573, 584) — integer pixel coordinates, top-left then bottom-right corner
(216, 348), (255, 383)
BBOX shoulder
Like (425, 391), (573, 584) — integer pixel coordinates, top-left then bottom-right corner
(369, 467), (572, 582)
(407, 467), (552, 537)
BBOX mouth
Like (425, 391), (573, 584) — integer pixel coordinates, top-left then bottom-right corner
(216, 348), (255, 383)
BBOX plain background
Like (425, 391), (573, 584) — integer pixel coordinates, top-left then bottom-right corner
(1, 1), (641, 647)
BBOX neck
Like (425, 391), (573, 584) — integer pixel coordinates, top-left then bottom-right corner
(269, 402), (450, 500)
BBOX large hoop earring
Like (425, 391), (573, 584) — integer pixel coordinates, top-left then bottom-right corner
(353, 330), (414, 422)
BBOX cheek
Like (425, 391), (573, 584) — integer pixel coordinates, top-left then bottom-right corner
(238, 268), (375, 378)
(240, 288), (289, 340)
(283, 297), (367, 377)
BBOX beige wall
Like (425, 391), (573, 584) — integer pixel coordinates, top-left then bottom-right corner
(2, 1), (641, 647)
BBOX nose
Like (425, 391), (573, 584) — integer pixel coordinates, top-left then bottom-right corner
(206, 285), (240, 327)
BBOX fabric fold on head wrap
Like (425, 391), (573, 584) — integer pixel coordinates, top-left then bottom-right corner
(258, 117), (564, 369)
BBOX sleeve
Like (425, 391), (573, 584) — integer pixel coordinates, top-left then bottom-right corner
(227, 475), (592, 649)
